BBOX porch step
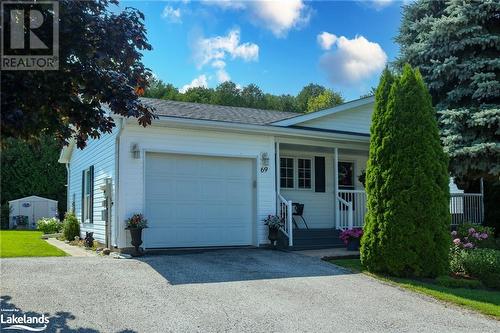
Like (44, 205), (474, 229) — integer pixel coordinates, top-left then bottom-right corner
(291, 228), (344, 250)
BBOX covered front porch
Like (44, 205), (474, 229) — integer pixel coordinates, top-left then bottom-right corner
(275, 139), (368, 249)
(275, 140), (485, 249)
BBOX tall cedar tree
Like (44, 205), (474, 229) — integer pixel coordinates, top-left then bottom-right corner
(361, 65), (450, 278)
(360, 68), (394, 271)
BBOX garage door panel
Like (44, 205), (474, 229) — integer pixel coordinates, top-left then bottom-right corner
(145, 153), (254, 248)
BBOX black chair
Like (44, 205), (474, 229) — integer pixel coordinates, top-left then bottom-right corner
(292, 203), (309, 229)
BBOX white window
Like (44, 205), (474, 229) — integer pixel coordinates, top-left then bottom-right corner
(280, 157), (294, 189)
(297, 158), (312, 189)
(82, 167), (93, 223)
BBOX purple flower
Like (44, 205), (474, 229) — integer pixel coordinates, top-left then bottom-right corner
(451, 231), (457, 237)
(453, 238), (461, 245)
(468, 227), (476, 234)
(480, 233), (488, 239)
(463, 242), (474, 249)
(472, 232), (480, 239)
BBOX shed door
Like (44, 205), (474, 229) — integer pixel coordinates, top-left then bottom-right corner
(144, 153), (254, 248)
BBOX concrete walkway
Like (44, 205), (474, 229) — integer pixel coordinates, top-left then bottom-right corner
(1, 249), (498, 332)
(45, 238), (96, 257)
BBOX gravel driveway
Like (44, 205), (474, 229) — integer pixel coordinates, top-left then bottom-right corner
(1, 249), (498, 332)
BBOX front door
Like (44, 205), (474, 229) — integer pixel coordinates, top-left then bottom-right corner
(338, 161), (356, 211)
(338, 161), (355, 190)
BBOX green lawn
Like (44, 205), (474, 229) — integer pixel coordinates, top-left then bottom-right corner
(329, 258), (500, 318)
(0, 230), (67, 258)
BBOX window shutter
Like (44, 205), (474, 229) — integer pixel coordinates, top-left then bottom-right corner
(89, 165), (94, 224)
(314, 156), (326, 192)
(81, 170), (85, 221)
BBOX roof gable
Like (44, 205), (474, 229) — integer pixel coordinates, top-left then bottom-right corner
(272, 96), (375, 127)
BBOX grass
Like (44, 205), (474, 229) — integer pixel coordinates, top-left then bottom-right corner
(329, 258), (500, 319)
(0, 230), (67, 258)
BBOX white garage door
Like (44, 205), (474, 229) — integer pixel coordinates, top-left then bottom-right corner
(144, 153), (255, 248)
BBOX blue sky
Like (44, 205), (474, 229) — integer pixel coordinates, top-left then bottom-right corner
(122, 1), (403, 101)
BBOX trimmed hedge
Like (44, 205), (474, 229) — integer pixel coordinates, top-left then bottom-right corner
(360, 65), (450, 277)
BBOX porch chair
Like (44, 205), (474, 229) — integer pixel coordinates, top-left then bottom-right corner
(292, 203), (309, 229)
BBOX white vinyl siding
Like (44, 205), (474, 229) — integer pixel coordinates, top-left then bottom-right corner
(297, 104), (373, 134)
(67, 125), (119, 244)
(117, 124), (276, 248)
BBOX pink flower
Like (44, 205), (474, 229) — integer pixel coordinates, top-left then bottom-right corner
(453, 238), (461, 245)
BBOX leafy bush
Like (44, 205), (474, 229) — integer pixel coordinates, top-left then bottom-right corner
(435, 275), (483, 289)
(361, 66), (450, 278)
(62, 212), (80, 241)
(461, 249), (500, 289)
(36, 217), (62, 234)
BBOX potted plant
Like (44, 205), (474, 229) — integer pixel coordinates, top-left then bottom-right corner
(340, 228), (363, 251)
(263, 215), (283, 249)
(125, 213), (148, 256)
(358, 170), (366, 188)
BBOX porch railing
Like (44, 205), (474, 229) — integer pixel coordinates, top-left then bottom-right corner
(336, 195), (353, 229)
(337, 190), (484, 229)
(277, 193), (293, 246)
(337, 190), (367, 229)
(450, 193), (484, 226)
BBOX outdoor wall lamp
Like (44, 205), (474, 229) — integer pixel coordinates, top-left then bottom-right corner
(131, 143), (140, 159)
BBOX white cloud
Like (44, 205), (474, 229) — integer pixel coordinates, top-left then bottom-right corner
(211, 60), (230, 83)
(371, 0), (394, 9)
(317, 32), (337, 50)
(180, 74), (208, 93)
(251, 0), (311, 37)
(202, 0), (310, 37)
(194, 29), (259, 68)
(162, 6), (182, 23)
(318, 34), (387, 85)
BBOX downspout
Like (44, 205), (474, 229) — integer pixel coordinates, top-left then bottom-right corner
(113, 118), (125, 247)
(65, 163), (70, 217)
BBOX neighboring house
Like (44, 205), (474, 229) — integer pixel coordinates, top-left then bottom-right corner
(59, 97), (483, 250)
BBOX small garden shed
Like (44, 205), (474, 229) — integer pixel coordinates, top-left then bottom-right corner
(8, 196), (58, 230)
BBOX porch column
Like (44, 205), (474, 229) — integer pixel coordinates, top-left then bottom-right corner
(334, 147), (339, 229)
(275, 140), (280, 214)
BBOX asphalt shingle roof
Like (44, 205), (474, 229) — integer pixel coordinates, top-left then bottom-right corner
(140, 98), (300, 125)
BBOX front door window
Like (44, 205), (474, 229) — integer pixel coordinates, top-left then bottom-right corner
(338, 161), (354, 190)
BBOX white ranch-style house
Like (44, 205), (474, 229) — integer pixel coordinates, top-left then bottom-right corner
(59, 96), (484, 250)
